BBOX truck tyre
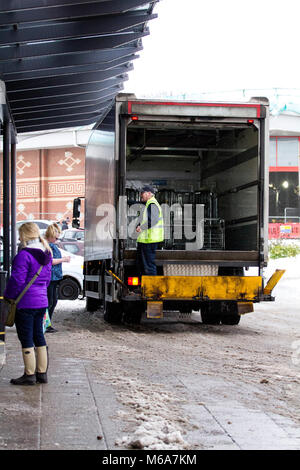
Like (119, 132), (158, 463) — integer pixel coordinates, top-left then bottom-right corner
(123, 310), (142, 325)
(122, 300), (144, 325)
(103, 302), (123, 324)
(221, 314), (241, 325)
(58, 278), (80, 300)
(220, 302), (241, 325)
(201, 303), (221, 325)
(86, 296), (100, 312)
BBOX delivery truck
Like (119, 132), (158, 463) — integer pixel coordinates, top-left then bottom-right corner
(74, 93), (284, 325)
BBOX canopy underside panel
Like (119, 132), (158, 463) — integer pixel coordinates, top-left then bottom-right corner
(0, 0), (159, 134)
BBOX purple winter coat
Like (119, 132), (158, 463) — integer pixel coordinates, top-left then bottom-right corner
(4, 248), (52, 309)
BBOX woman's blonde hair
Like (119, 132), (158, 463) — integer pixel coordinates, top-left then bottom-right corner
(45, 223), (61, 241)
(19, 222), (51, 253)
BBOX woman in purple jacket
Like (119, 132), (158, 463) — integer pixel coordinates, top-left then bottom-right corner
(4, 222), (52, 385)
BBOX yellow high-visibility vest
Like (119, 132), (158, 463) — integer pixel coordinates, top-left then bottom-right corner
(137, 197), (164, 244)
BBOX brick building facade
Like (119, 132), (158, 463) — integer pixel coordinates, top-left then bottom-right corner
(1, 146), (85, 224)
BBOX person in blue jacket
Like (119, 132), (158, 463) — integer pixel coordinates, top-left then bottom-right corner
(45, 223), (70, 333)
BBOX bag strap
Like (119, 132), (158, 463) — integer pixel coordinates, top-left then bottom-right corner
(15, 265), (43, 305)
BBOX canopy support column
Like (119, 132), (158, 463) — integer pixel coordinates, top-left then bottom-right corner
(11, 142), (17, 260)
(3, 119), (10, 277)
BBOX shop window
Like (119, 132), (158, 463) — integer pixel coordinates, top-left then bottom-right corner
(269, 171), (299, 218)
(277, 138), (299, 166)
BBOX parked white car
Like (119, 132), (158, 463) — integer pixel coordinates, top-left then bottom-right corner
(16, 219), (53, 237)
(0, 219), (53, 241)
(58, 248), (84, 300)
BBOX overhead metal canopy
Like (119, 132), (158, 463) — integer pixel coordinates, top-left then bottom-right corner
(0, 0), (159, 290)
(0, 0), (159, 134)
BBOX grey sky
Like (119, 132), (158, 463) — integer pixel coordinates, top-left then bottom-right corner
(124, 0), (300, 98)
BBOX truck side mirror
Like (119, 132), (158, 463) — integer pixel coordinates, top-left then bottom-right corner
(72, 197), (81, 228)
(72, 218), (80, 229)
(73, 198), (81, 218)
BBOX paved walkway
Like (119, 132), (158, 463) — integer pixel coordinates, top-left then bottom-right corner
(1, 325), (300, 451)
(0, 327), (122, 450)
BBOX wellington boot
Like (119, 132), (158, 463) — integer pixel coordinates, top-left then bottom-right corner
(10, 374), (36, 386)
(36, 346), (48, 384)
(36, 372), (47, 383)
(11, 347), (37, 386)
(22, 347), (36, 374)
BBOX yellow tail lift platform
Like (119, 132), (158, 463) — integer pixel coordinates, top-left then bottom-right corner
(142, 271), (285, 302)
(263, 269), (286, 299)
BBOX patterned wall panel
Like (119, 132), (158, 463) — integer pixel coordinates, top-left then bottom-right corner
(0, 147), (86, 223)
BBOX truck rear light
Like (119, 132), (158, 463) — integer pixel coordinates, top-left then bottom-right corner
(128, 277), (140, 286)
(247, 119), (254, 124)
(131, 115), (139, 121)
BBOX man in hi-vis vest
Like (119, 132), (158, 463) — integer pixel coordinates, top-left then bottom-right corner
(136, 185), (164, 276)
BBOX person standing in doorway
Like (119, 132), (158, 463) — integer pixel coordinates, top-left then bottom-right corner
(45, 224), (70, 332)
(136, 186), (164, 276)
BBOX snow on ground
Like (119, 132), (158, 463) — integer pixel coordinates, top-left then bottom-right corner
(53, 251), (300, 450)
(263, 254), (300, 308)
(264, 254), (300, 281)
(244, 244), (300, 305)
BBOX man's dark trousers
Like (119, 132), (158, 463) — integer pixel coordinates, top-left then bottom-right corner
(137, 242), (157, 275)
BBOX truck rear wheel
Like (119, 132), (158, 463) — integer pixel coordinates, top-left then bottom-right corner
(123, 310), (142, 325)
(221, 314), (241, 325)
(103, 302), (123, 324)
(86, 296), (100, 312)
(220, 302), (241, 325)
(201, 303), (221, 325)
